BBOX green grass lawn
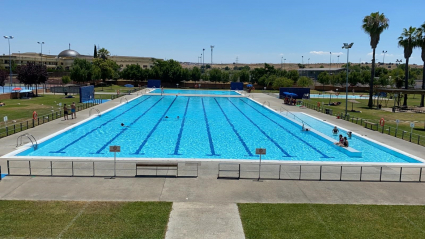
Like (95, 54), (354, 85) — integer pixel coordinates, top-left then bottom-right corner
(0, 201), (172, 238)
(238, 203), (425, 239)
(95, 84), (140, 93)
(0, 94), (79, 123)
(302, 96), (425, 144)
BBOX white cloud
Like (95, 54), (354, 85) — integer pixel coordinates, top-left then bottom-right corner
(279, 53), (284, 56)
(310, 51), (343, 55)
(367, 52), (373, 56)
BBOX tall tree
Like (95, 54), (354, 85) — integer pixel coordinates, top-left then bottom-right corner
(398, 26), (417, 106)
(94, 45), (98, 58)
(120, 64), (142, 86)
(97, 48), (110, 60)
(362, 12), (389, 108)
(17, 62), (48, 96)
(297, 76), (313, 87)
(191, 67), (201, 81)
(0, 68), (8, 88)
(70, 58), (93, 83)
(92, 58), (119, 88)
(416, 22), (425, 107)
(317, 72), (331, 92)
(209, 68), (222, 83)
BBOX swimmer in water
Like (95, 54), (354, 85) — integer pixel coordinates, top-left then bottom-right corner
(121, 123), (129, 127)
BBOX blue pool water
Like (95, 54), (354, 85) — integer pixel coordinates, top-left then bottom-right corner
(150, 89), (240, 95)
(310, 94), (371, 99)
(17, 95), (421, 163)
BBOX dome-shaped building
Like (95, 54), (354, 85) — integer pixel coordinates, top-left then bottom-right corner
(58, 49), (80, 58)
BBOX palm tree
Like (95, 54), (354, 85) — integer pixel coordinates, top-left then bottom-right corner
(97, 48), (110, 60)
(398, 26), (417, 106)
(362, 12), (389, 108)
(415, 23), (425, 107)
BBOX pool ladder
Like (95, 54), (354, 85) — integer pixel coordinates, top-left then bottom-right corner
(120, 97), (129, 104)
(279, 106), (313, 130)
(89, 108), (101, 117)
(16, 133), (38, 150)
(262, 101), (270, 107)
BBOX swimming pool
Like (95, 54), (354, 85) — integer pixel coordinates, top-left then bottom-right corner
(13, 95), (422, 163)
(150, 89), (240, 95)
(309, 94), (371, 99)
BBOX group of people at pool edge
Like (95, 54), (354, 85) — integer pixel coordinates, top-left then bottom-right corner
(333, 126), (351, 147)
(63, 102), (77, 120)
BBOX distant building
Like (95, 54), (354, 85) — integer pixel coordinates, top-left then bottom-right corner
(298, 68), (345, 81)
(0, 47), (159, 71)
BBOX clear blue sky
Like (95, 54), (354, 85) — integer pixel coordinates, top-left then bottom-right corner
(1, 0), (424, 65)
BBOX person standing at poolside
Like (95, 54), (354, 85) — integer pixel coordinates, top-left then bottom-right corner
(71, 102), (76, 119)
(63, 104), (69, 120)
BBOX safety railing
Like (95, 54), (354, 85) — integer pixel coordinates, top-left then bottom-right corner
(7, 160), (199, 178)
(89, 108), (101, 117)
(16, 133), (38, 150)
(218, 163), (425, 182)
(279, 106), (313, 129)
(0, 100), (104, 139)
(120, 97), (129, 104)
(301, 101), (425, 147)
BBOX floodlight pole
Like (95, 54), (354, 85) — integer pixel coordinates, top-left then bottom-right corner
(4, 36), (14, 87)
(382, 50), (387, 64)
(203, 48), (205, 68)
(210, 45), (214, 65)
(38, 42), (44, 65)
(342, 43), (354, 117)
(281, 56), (283, 69)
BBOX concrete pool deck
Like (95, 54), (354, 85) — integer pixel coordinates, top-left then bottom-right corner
(1, 91), (425, 238)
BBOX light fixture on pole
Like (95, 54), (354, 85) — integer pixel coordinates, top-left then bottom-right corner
(210, 45), (214, 65)
(382, 50), (387, 64)
(342, 42), (354, 117)
(203, 48), (205, 68)
(302, 56), (303, 65)
(284, 59), (286, 70)
(337, 55), (340, 68)
(329, 52), (332, 70)
(281, 56), (283, 69)
(308, 58), (310, 65)
(37, 42), (45, 65)
(4, 36), (14, 87)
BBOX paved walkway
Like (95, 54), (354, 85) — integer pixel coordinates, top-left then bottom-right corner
(166, 202), (244, 239)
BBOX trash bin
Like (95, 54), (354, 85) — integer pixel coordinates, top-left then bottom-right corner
(325, 109), (330, 114)
(378, 104), (382, 109)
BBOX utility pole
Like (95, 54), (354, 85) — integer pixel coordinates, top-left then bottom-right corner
(203, 48), (205, 68)
(210, 45), (214, 65)
(4, 36), (14, 87)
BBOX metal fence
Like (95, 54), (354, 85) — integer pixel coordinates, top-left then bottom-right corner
(7, 160), (199, 178)
(0, 100), (102, 139)
(0, 90), (141, 139)
(218, 163), (425, 182)
(301, 102), (425, 147)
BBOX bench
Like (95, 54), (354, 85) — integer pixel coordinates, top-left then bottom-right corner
(136, 163), (178, 177)
(364, 121), (378, 130)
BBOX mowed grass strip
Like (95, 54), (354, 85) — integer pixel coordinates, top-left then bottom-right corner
(238, 203), (425, 239)
(0, 200), (172, 239)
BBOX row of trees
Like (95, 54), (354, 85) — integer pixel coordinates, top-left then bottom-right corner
(363, 12), (425, 107)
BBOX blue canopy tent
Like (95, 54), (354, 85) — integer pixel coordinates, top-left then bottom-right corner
(124, 84), (134, 87)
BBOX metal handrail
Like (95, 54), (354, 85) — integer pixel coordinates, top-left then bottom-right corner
(120, 97), (129, 104)
(262, 101), (270, 107)
(16, 133), (38, 150)
(89, 108), (101, 117)
(279, 106), (312, 129)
